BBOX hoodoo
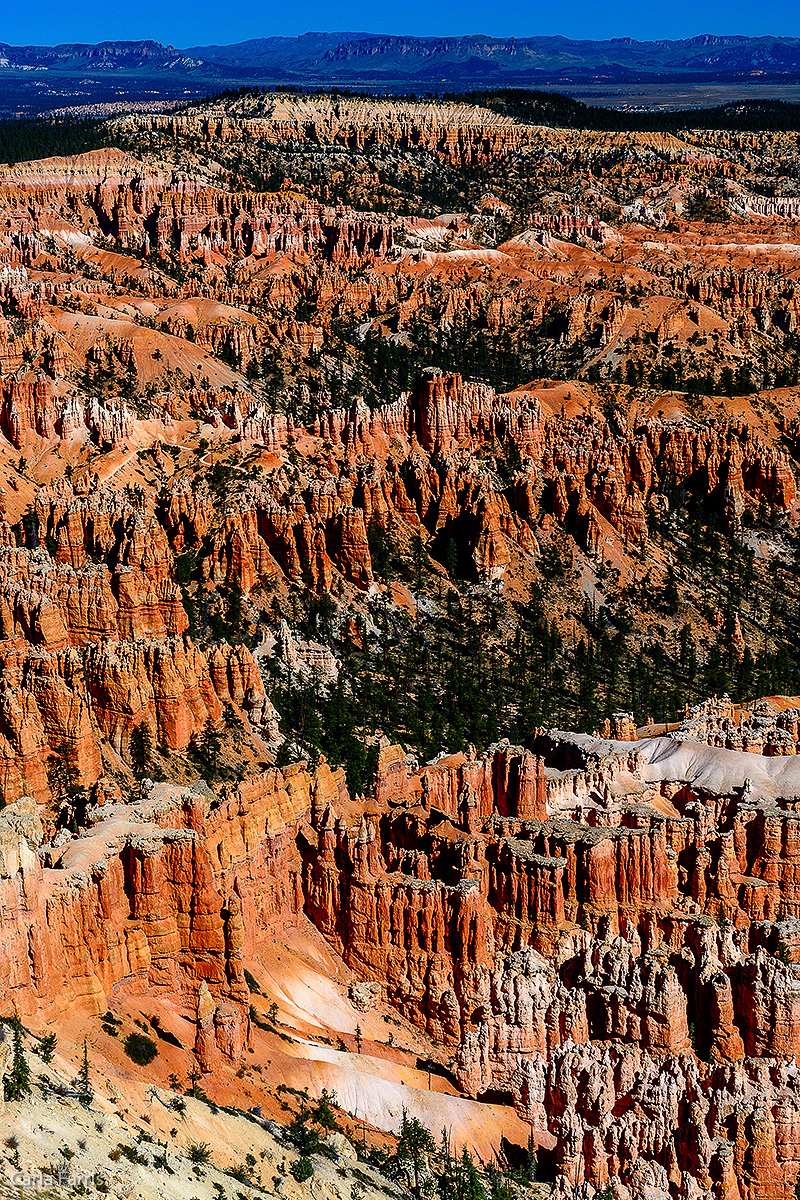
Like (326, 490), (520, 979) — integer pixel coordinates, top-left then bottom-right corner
(3, 78), (800, 1200)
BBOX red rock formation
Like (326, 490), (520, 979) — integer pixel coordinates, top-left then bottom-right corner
(4, 717), (800, 1196)
(0, 758), (343, 1055)
(0, 504), (267, 797)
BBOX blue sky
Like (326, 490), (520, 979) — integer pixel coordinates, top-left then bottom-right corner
(3, 0), (800, 47)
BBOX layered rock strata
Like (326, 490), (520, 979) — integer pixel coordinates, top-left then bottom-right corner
(3, 729), (800, 1197)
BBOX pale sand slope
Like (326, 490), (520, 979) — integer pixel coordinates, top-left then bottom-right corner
(247, 924), (532, 1161)
(639, 734), (800, 797)
(561, 730), (800, 798)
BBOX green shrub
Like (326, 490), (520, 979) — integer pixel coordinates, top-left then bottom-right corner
(228, 1165), (251, 1184)
(116, 1144), (147, 1165)
(291, 1158), (314, 1182)
(123, 1033), (158, 1066)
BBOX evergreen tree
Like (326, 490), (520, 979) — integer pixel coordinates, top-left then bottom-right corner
(397, 1109), (436, 1197)
(459, 1146), (487, 1200)
(5, 1014), (31, 1102)
(289, 1106), (322, 1156)
(445, 538), (459, 580)
(225, 580), (243, 640)
(196, 717), (223, 781)
(38, 1031), (57, 1064)
(411, 535), (427, 594)
(130, 724), (153, 778)
(77, 1038), (93, 1104)
(188, 1060), (204, 1099)
(312, 1087), (338, 1132)
(46, 740), (80, 798)
(663, 568), (681, 615)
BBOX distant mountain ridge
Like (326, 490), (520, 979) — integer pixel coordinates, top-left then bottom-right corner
(307, 33), (800, 79)
(4, 32), (800, 115)
(185, 33), (375, 67)
(0, 39), (207, 72)
(2, 32), (800, 83)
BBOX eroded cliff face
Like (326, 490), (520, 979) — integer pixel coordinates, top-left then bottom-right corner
(163, 371), (797, 597)
(0, 150), (393, 265)
(120, 95), (733, 177)
(0, 524), (267, 802)
(121, 98), (538, 168)
(671, 696), (800, 756)
(0, 363), (789, 812)
(0, 758), (339, 1067)
(3, 125), (799, 425)
(5, 729), (800, 1199)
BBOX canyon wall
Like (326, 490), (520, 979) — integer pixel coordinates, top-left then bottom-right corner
(4, 730), (800, 1197)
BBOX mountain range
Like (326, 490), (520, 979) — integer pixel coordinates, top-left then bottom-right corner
(4, 33), (800, 115)
(4, 32), (800, 85)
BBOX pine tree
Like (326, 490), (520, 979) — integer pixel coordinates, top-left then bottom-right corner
(523, 1128), (538, 1185)
(663, 567), (681, 615)
(130, 724), (153, 778)
(38, 1031), (57, 1064)
(311, 1088), (338, 1132)
(445, 538), (459, 580)
(397, 1109), (436, 1198)
(188, 1060), (203, 1098)
(459, 1145), (487, 1200)
(197, 717), (223, 781)
(77, 1038), (93, 1104)
(5, 1015), (31, 1102)
(226, 580), (243, 639)
(411, 534), (427, 594)
(46, 739), (80, 798)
